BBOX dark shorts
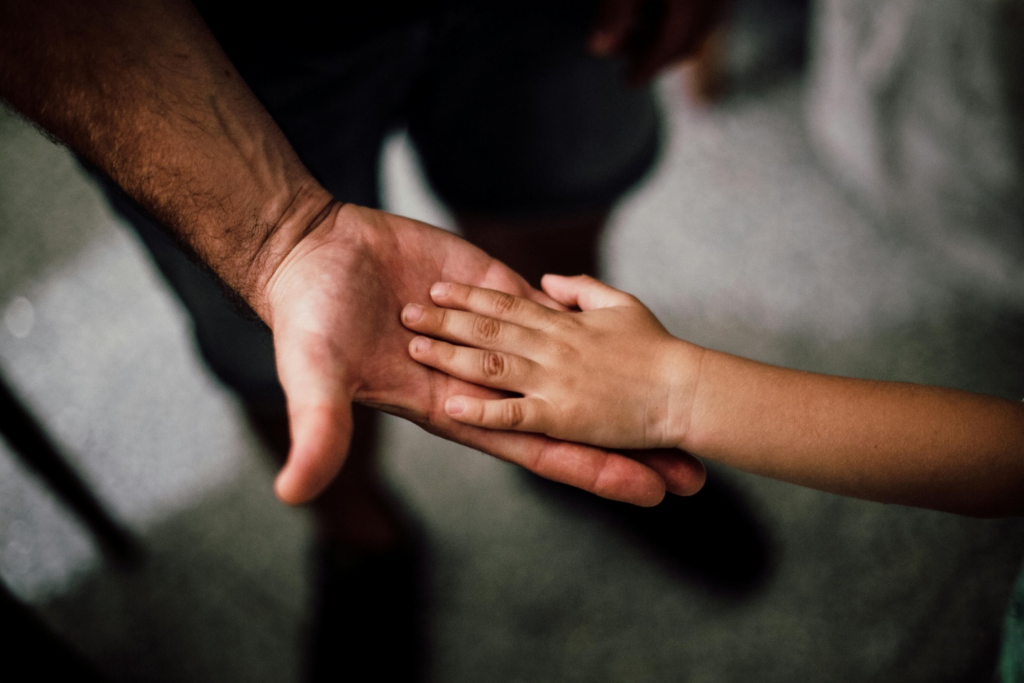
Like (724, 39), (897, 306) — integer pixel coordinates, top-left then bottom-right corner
(101, 0), (661, 409)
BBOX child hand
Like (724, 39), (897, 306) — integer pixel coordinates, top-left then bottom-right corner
(400, 274), (704, 451)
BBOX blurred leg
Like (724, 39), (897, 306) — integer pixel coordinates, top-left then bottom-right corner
(410, 1), (659, 288)
(458, 210), (609, 288)
(408, 3), (771, 595)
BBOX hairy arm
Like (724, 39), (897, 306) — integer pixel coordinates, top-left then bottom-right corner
(0, 2), (707, 506)
(0, 0), (325, 314)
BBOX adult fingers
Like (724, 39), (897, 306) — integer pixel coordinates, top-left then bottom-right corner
(628, 449), (706, 496)
(419, 410), (667, 507)
(408, 335), (538, 392)
(429, 282), (559, 328)
(272, 326), (356, 505)
(590, 0), (644, 55)
(540, 274), (638, 311)
(444, 395), (550, 433)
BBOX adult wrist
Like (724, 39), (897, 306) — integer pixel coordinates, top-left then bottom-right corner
(234, 180), (338, 324)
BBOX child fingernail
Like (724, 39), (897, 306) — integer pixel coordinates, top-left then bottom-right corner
(430, 282), (450, 298)
(412, 336), (430, 353)
(446, 397), (465, 415)
(403, 304), (424, 323)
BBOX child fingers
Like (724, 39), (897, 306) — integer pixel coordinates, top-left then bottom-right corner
(409, 336), (535, 392)
(444, 395), (548, 433)
(540, 274), (638, 311)
(403, 302), (536, 352)
(429, 282), (558, 328)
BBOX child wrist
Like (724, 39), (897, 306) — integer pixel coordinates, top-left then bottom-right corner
(659, 338), (706, 451)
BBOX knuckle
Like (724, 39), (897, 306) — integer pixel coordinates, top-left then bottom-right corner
(481, 351), (507, 379)
(436, 308), (451, 331)
(491, 291), (520, 316)
(472, 315), (502, 343)
(502, 401), (526, 428)
(555, 313), (581, 332)
(549, 339), (575, 363)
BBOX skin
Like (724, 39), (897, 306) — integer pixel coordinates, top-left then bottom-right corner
(590, 0), (725, 84)
(402, 275), (1024, 518)
(0, 0), (710, 508)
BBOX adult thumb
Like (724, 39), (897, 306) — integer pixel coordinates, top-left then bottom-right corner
(274, 400), (354, 505)
(271, 329), (356, 505)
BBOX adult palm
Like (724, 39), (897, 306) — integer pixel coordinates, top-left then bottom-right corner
(264, 204), (706, 506)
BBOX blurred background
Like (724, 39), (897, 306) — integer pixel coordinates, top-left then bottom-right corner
(2, 0), (1023, 680)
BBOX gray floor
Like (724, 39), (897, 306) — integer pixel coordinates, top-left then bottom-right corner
(2, 53), (1024, 683)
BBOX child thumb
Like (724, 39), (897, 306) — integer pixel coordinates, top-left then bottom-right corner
(541, 274), (636, 311)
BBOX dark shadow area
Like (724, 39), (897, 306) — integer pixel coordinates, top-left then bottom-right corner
(243, 405), (433, 683)
(0, 371), (142, 568)
(529, 466), (773, 597)
(307, 537), (431, 683)
(37, 456), (312, 683)
(0, 579), (108, 683)
(33, 432), (436, 683)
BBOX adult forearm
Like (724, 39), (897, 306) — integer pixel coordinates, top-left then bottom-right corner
(0, 0), (331, 317)
(680, 348), (1024, 516)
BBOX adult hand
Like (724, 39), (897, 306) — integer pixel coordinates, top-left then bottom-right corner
(0, 0), (705, 507)
(590, 0), (725, 84)
(262, 204), (707, 506)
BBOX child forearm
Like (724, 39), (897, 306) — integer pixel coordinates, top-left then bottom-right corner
(400, 276), (1024, 515)
(678, 346), (1024, 517)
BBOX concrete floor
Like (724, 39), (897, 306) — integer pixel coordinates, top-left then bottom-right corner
(2, 28), (1024, 683)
